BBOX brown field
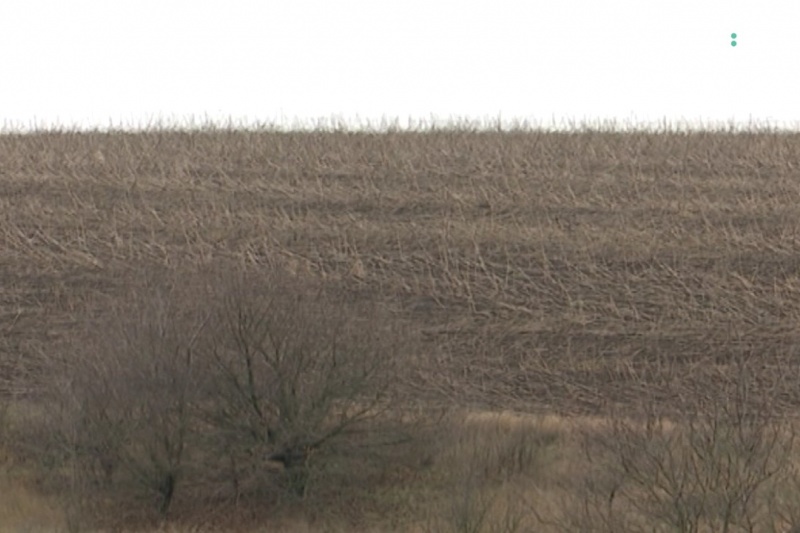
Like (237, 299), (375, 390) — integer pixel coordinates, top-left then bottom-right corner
(2, 126), (800, 531)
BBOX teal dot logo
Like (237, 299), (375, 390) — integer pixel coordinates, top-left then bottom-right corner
(731, 33), (737, 47)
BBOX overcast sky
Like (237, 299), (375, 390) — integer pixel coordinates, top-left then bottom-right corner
(1, 0), (797, 131)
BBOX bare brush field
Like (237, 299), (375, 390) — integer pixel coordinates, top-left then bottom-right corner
(2, 127), (800, 531)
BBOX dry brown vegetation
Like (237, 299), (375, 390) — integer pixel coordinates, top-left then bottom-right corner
(2, 124), (800, 531)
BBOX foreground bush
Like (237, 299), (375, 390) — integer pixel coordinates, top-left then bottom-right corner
(564, 382), (799, 533)
(41, 264), (411, 522)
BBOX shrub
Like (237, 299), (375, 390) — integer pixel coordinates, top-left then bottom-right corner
(199, 268), (408, 498)
(43, 263), (411, 522)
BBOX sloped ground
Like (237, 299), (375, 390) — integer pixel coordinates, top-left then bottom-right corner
(3, 128), (800, 413)
(2, 127), (800, 530)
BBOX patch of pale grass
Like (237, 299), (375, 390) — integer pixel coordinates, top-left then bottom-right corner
(0, 471), (66, 532)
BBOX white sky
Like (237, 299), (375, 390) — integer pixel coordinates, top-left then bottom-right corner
(1, 0), (798, 131)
